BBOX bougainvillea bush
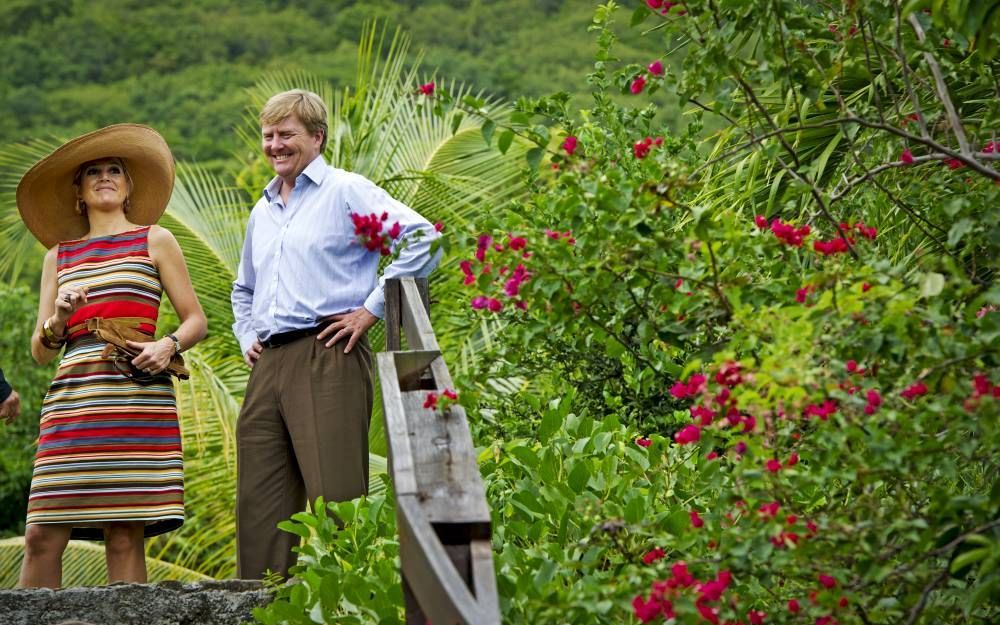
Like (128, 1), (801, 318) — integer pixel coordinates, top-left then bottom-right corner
(256, 1), (998, 624)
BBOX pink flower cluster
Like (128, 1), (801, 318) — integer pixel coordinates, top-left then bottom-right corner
(630, 57), (666, 95)
(634, 136), (664, 159)
(645, 0), (682, 15)
(463, 233), (541, 312)
(350, 211), (401, 256)
(632, 562), (732, 624)
(757, 216), (811, 247)
(418, 82), (435, 96)
(965, 372), (1000, 411)
(561, 135), (578, 156)
(900, 381), (928, 401)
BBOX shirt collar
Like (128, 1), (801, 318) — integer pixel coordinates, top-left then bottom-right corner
(263, 155), (329, 202)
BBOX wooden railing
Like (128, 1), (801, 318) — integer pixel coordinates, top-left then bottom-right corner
(380, 278), (500, 625)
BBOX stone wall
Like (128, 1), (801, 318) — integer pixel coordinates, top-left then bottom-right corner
(0, 580), (272, 625)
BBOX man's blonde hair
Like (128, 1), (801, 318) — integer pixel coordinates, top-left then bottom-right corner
(260, 89), (329, 153)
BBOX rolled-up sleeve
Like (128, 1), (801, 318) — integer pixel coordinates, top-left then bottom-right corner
(345, 178), (442, 319)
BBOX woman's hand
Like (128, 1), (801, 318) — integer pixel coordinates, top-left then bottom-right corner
(53, 285), (89, 324)
(126, 338), (176, 376)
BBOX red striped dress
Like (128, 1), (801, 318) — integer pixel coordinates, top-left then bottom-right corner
(26, 225), (184, 539)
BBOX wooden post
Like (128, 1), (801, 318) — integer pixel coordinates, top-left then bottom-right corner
(379, 278), (500, 625)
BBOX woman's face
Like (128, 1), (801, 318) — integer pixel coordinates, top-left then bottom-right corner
(76, 158), (130, 212)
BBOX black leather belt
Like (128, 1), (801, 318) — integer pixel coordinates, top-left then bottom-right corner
(260, 324), (326, 348)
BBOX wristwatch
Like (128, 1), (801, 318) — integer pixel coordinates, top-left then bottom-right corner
(166, 333), (182, 355)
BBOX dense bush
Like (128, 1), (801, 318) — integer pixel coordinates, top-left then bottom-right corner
(251, 1), (1000, 623)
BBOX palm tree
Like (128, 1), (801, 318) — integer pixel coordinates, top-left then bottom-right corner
(0, 21), (530, 583)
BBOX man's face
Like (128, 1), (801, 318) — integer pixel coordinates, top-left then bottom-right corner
(261, 115), (323, 181)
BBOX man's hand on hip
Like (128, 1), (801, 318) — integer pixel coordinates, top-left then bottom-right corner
(319, 308), (378, 354)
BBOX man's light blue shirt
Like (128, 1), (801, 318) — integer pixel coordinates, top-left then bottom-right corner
(231, 156), (440, 355)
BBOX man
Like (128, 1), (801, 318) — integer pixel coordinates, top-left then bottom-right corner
(0, 366), (20, 424)
(231, 89), (440, 579)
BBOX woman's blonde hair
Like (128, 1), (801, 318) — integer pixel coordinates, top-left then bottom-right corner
(260, 89), (329, 153)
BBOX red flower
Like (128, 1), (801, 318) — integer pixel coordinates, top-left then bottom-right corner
(706, 451), (719, 460)
(633, 137), (653, 158)
(387, 221), (402, 240)
(759, 501), (780, 517)
(866, 389), (882, 407)
(755, 214), (769, 229)
(765, 459), (782, 473)
(733, 440), (747, 455)
(419, 81), (435, 96)
(787, 452), (799, 466)
(646, 0), (663, 7)
(838, 597), (849, 608)
(796, 285), (812, 304)
(434, 221), (444, 232)
(423, 392), (438, 409)
(690, 509), (705, 528)
(442, 388), (458, 400)
(818, 574), (837, 589)
(805, 399), (837, 420)
(630, 75), (647, 94)
(946, 157), (964, 169)
(647, 60), (665, 76)
(470, 295), (488, 309)
(748, 609), (766, 625)
(846, 360), (858, 373)
(786, 514), (798, 525)
(787, 599), (801, 614)
(770, 218), (811, 246)
(900, 148), (914, 164)
(674, 425), (701, 445)
(715, 361), (743, 387)
(507, 235), (527, 251)
(642, 547), (665, 565)
(862, 282), (871, 292)
(486, 298), (502, 312)
(561, 135), (578, 156)
(807, 519), (818, 534)
(900, 381), (928, 400)
(636, 437), (653, 448)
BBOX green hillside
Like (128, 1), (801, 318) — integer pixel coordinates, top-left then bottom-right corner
(1, 0), (676, 167)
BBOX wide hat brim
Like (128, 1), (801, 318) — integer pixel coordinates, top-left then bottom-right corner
(16, 124), (175, 248)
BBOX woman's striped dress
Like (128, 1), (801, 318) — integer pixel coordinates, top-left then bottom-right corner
(26, 225), (183, 539)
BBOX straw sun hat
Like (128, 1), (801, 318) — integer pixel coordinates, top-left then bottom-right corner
(16, 124), (175, 248)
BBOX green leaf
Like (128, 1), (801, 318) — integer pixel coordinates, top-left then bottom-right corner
(567, 461), (591, 493)
(624, 495), (646, 524)
(482, 119), (496, 146)
(498, 130), (515, 155)
(538, 405), (563, 443)
(631, 5), (650, 26)
(919, 272), (946, 298)
(450, 112), (465, 135)
(948, 218), (974, 247)
(526, 147), (545, 170)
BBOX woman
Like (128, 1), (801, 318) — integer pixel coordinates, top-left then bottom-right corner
(14, 124), (207, 588)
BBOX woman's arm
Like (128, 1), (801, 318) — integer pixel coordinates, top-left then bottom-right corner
(129, 226), (207, 373)
(32, 247), (88, 365)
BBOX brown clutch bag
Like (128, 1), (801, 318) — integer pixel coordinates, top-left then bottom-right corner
(86, 317), (190, 382)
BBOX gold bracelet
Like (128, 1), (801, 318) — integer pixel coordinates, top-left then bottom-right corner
(41, 318), (67, 346)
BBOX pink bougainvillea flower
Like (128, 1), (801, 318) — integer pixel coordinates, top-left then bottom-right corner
(633, 137), (653, 159)
(636, 437), (652, 448)
(755, 214), (769, 229)
(946, 157), (964, 170)
(690, 509), (705, 528)
(846, 360), (859, 373)
(632, 595), (661, 623)
(818, 574), (838, 589)
(475, 234), (493, 262)
(715, 361), (743, 387)
(674, 425), (701, 445)
(805, 399), (837, 420)
(387, 221), (402, 240)
(862, 282), (872, 292)
(787, 599), (801, 614)
(691, 405), (716, 426)
(795, 285), (812, 304)
(470, 295), (489, 310)
(419, 81), (435, 96)
(787, 452), (799, 466)
(647, 60), (665, 76)
(900, 148), (914, 164)
(770, 218), (811, 247)
(561, 135), (578, 156)
(838, 597), (849, 608)
(646, 0), (664, 8)
(748, 609), (766, 625)
(765, 458), (782, 473)
(733, 440), (747, 454)
(866, 389), (882, 407)
(423, 392), (438, 409)
(630, 75), (647, 94)
(706, 451), (719, 461)
(900, 381), (928, 400)
(786, 514), (798, 525)
(741, 414), (757, 433)
(759, 501), (781, 517)
(642, 546), (665, 565)
(507, 235), (527, 251)
(433, 221), (444, 232)
(442, 388), (458, 400)
(983, 140), (998, 154)
(486, 298), (502, 312)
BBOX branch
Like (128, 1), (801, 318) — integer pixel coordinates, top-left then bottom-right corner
(894, 2), (931, 140)
(904, 569), (948, 625)
(907, 13), (972, 155)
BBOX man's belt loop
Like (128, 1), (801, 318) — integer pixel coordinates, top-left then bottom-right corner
(260, 324), (326, 348)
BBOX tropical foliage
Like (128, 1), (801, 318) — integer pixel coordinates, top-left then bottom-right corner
(256, 1), (999, 624)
